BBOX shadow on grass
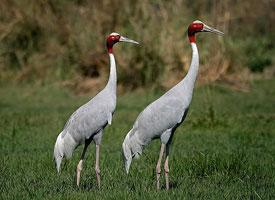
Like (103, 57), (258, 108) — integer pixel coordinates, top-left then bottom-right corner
(169, 180), (182, 190)
(80, 182), (97, 191)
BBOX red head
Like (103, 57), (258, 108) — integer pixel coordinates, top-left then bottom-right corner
(106, 32), (139, 53)
(106, 33), (120, 53)
(188, 20), (224, 43)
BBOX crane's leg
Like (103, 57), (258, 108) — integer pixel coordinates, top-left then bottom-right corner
(95, 144), (101, 188)
(76, 141), (90, 187)
(156, 143), (165, 190)
(164, 144), (170, 190)
(93, 130), (102, 189)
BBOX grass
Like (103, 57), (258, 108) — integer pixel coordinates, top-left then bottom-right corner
(1, 79), (275, 199)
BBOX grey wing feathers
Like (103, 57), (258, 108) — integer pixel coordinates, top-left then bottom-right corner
(131, 87), (189, 141)
(138, 96), (186, 126)
(62, 90), (115, 140)
(126, 81), (192, 148)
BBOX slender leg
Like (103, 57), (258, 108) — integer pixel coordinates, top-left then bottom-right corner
(156, 143), (165, 190)
(76, 142), (90, 187)
(164, 144), (170, 190)
(95, 144), (101, 188)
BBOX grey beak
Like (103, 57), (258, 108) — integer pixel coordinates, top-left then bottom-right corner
(119, 36), (139, 44)
(203, 24), (224, 36)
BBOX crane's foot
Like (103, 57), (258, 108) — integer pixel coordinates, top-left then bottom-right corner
(164, 148), (170, 190)
(156, 143), (165, 190)
(95, 168), (101, 189)
(76, 160), (83, 187)
(165, 171), (169, 190)
(156, 163), (161, 190)
(156, 172), (161, 190)
(95, 144), (101, 189)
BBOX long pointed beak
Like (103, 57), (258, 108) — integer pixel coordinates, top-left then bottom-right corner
(203, 24), (224, 36)
(119, 36), (139, 44)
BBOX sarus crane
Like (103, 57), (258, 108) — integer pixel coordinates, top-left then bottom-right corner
(122, 20), (224, 190)
(54, 33), (138, 188)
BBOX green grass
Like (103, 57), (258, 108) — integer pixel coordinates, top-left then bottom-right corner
(1, 79), (275, 199)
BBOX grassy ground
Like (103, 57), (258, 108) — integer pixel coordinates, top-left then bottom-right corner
(1, 79), (275, 199)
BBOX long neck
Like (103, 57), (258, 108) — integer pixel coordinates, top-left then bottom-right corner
(183, 42), (199, 89)
(106, 53), (117, 93)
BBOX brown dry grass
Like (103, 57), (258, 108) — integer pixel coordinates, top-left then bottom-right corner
(0, 0), (274, 92)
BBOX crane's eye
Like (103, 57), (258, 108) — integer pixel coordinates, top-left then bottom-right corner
(110, 35), (119, 41)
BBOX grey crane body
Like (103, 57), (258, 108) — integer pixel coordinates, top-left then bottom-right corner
(123, 43), (198, 164)
(122, 20), (224, 190)
(57, 75), (115, 151)
(53, 33), (138, 187)
(62, 87), (115, 145)
(62, 54), (116, 145)
(66, 88), (114, 134)
(54, 53), (116, 170)
(126, 80), (192, 152)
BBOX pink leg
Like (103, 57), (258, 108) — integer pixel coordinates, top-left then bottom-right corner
(95, 144), (101, 188)
(164, 145), (170, 190)
(76, 142), (89, 186)
(76, 160), (83, 187)
(156, 143), (165, 190)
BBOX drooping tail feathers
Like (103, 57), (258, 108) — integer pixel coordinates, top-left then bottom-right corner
(122, 128), (144, 174)
(122, 129), (133, 174)
(53, 131), (77, 172)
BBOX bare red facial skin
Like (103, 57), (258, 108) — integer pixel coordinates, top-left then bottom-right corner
(106, 35), (120, 53)
(188, 23), (204, 43)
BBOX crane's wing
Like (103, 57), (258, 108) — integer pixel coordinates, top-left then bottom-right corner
(135, 95), (187, 134)
(62, 91), (115, 141)
(131, 82), (191, 140)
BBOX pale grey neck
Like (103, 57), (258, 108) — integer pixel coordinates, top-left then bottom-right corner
(106, 53), (117, 93)
(182, 42), (199, 89)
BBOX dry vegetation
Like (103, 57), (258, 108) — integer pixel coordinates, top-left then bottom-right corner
(0, 0), (274, 92)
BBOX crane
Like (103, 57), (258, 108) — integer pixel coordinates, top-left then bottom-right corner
(54, 33), (138, 188)
(122, 20), (223, 190)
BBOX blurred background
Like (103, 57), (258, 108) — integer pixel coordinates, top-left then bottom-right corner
(0, 0), (274, 93)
